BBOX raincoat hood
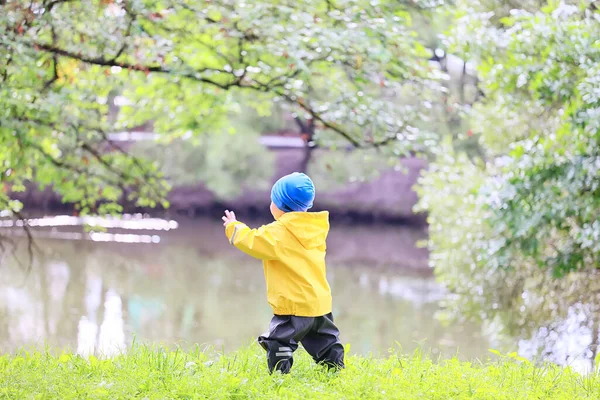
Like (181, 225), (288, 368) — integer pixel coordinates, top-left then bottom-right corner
(278, 211), (329, 250)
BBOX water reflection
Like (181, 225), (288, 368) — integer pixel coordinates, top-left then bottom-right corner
(0, 216), (490, 359)
(77, 272), (102, 357)
(0, 213), (177, 244)
(0, 214), (178, 230)
(97, 290), (126, 356)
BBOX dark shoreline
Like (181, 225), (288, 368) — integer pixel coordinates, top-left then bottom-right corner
(10, 195), (427, 227)
(10, 148), (427, 226)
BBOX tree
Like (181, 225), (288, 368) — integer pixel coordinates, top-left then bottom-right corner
(417, 0), (600, 367)
(1, 0), (444, 235)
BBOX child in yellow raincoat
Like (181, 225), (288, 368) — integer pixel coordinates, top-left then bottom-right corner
(222, 172), (345, 374)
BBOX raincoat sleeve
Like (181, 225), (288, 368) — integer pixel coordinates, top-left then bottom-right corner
(225, 221), (279, 260)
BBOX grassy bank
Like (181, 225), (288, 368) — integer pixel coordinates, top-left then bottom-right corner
(0, 345), (598, 399)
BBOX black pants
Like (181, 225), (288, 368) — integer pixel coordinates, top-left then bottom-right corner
(258, 313), (345, 373)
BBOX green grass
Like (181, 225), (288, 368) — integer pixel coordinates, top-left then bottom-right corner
(1, 344), (599, 399)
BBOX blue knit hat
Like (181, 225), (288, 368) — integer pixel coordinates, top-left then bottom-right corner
(271, 172), (315, 212)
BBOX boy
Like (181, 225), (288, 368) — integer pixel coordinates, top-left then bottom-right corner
(222, 172), (345, 374)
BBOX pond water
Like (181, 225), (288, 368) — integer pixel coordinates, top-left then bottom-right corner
(0, 214), (492, 359)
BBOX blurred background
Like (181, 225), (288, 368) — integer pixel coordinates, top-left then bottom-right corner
(1, 0), (600, 373)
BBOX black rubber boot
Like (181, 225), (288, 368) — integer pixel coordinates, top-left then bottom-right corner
(258, 313), (344, 373)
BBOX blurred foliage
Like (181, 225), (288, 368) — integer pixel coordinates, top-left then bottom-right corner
(0, 0), (445, 216)
(131, 112), (275, 199)
(309, 148), (396, 192)
(417, 0), (600, 359)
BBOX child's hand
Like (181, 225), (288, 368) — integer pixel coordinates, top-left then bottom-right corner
(222, 210), (237, 226)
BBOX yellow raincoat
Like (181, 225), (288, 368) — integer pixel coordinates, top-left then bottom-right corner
(225, 211), (332, 317)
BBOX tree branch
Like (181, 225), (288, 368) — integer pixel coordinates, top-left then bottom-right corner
(45, 0), (76, 12)
(110, 9), (134, 63)
(294, 116), (308, 133)
(279, 92), (362, 147)
(32, 42), (393, 149)
(33, 42), (237, 89)
(43, 27), (59, 89)
(0, 199), (40, 277)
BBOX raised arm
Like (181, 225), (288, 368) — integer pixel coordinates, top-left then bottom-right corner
(223, 211), (279, 260)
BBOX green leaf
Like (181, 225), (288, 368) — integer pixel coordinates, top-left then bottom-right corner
(510, 145), (525, 159)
